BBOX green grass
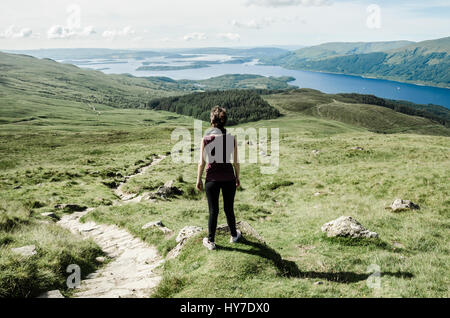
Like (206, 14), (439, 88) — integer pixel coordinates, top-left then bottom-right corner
(263, 89), (450, 136)
(0, 52), (449, 297)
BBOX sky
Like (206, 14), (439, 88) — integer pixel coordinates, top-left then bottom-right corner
(0, 0), (449, 50)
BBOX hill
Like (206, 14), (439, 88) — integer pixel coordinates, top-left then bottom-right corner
(262, 37), (450, 88)
(146, 90), (281, 125)
(0, 52), (296, 126)
(0, 51), (449, 298)
(263, 89), (450, 136)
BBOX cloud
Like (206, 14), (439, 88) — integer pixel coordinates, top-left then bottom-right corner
(217, 33), (241, 41)
(245, 0), (332, 7)
(0, 25), (33, 39)
(47, 25), (95, 39)
(102, 26), (136, 39)
(231, 18), (275, 29)
(231, 16), (305, 29)
(183, 32), (207, 41)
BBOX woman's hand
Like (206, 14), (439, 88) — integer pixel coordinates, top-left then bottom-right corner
(196, 179), (203, 192)
(236, 177), (241, 188)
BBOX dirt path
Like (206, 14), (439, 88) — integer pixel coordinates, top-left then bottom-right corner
(114, 155), (166, 202)
(56, 155), (167, 298)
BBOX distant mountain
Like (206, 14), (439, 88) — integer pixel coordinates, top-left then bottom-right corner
(262, 37), (450, 88)
(287, 40), (413, 60)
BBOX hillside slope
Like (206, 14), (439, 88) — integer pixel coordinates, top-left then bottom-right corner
(263, 37), (450, 88)
(263, 89), (450, 136)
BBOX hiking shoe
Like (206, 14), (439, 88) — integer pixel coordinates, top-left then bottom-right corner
(230, 230), (242, 243)
(203, 238), (216, 250)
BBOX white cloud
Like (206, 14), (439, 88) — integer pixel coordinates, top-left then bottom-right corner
(0, 25), (33, 39)
(102, 26), (135, 39)
(231, 18), (275, 29)
(183, 32), (207, 41)
(245, 0), (332, 7)
(217, 32), (241, 41)
(231, 16), (305, 29)
(47, 25), (95, 39)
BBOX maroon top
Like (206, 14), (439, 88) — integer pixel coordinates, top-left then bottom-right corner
(203, 134), (236, 182)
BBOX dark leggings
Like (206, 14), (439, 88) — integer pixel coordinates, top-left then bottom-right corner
(205, 180), (237, 242)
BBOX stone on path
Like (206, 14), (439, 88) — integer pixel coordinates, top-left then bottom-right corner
(37, 290), (64, 298)
(11, 245), (37, 257)
(388, 199), (420, 212)
(321, 216), (378, 238)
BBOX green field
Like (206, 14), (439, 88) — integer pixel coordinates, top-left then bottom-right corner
(0, 52), (449, 298)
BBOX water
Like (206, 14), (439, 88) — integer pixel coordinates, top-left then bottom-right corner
(61, 54), (450, 108)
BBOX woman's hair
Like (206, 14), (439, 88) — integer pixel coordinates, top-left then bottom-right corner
(210, 106), (227, 131)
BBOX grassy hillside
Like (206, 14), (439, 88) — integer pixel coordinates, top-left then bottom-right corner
(262, 37), (450, 88)
(280, 41), (413, 61)
(0, 52), (449, 298)
(263, 89), (450, 136)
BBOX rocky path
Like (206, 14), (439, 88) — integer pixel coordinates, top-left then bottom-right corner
(114, 155), (167, 202)
(56, 155), (167, 298)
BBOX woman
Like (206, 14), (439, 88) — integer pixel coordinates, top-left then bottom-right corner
(196, 106), (241, 250)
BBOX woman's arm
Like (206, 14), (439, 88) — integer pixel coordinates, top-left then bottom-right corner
(196, 139), (206, 191)
(233, 137), (240, 188)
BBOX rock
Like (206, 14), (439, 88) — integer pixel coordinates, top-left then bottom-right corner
(388, 199), (420, 212)
(37, 290), (64, 298)
(11, 245), (37, 257)
(154, 180), (183, 199)
(96, 256), (106, 263)
(176, 226), (203, 243)
(167, 226), (203, 259)
(311, 150), (320, 155)
(142, 220), (163, 229)
(393, 242), (405, 249)
(142, 220), (173, 234)
(351, 146), (364, 151)
(314, 281), (324, 286)
(41, 212), (58, 219)
(54, 204), (87, 212)
(217, 221), (266, 244)
(321, 216), (378, 238)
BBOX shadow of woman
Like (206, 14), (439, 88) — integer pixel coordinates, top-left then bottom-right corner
(218, 237), (413, 284)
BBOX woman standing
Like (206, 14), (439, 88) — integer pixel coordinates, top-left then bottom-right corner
(196, 106), (241, 250)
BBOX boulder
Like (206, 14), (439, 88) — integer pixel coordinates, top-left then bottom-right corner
(154, 180), (183, 199)
(217, 221), (265, 244)
(388, 199), (420, 212)
(37, 290), (64, 298)
(167, 226), (203, 259)
(142, 220), (173, 234)
(321, 216), (378, 238)
(11, 245), (37, 257)
(176, 226), (203, 243)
